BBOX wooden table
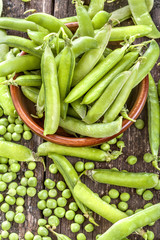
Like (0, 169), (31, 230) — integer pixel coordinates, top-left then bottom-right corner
(2, 0), (160, 239)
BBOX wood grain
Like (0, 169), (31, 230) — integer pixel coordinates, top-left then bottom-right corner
(2, 0), (160, 239)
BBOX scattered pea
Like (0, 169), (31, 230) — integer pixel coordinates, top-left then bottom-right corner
(75, 161), (85, 173)
(65, 210), (75, 221)
(56, 181), (66, 191)
(5, 195), (16, 205)
(71, 223), (80, 233)
(62, 189), (71, 199)
(46, 199), (57, 209)
(135, 119), (144, 129)
(107, 138), (117, 145)
(12, 132), (21, 141)
(155, 180), (160, 190)
(21, 177), (28, 186)
(49, 163), (58, 174)
(44, 179), (55, 189)
(108, 189), (119, 199)
(9, 233), (19, 240)
(48, 215), (60, 228)
(43, 208), (52, 217)
(118, 201), (128, 211)
(16, 186), (27, 196)
(0, 193), (4, 202)
(7, 188), (16, 196)
(77, 233), (86, 240)
(144, 203), (153, 209)
(54, 207), (65, 218)
(23, 131), (32, 140)
(8, 116), (15, 124)
(10, 162), (21, 172)
(16, 206), (24, 213)
(1, 203), (10, 213)
(143, 153), (153, 163)
(38, 190), (48, 200)
(126, 209), (134, 216)
(0, 125), (6, 135)
(37, 226), (48, 237)
(74, 214), (85, 224)
(57, 197), (67, 207)
(100, 142), (110, 151)
(38, 219), (47, 226)
(126, 155), (137, 165)
(48, 189), (57, 198)
(96, 234), (102, 239)
(1, 221), (11, 231)
(16, 197), (25, 206)
(84, 223), (94, 233)
(23, 124), (30, 131)
(37, 200), (46, 210)
(14, 213), (25, 223)
(28, 177), (37, 187)
(69, 202), (78, 212)
(136, 188), (145, 196)
(5, 211), (15, 222)
(28, 162), (36, 170)
(0, 107), (4, 117)
(102, 195), (111, 204)
(25, 170), (34, 178)
(25, 231), (34, 240)
(1, 230), (9, 239)
(143, 190), (153, 201)
(14, 124), (23, 134)
(120, 192), (130, 202)
(117, 140), (125, 150)
(84, 162), (95, 170)
(27, 187), (37, 197)
(0, 118), (9, 127)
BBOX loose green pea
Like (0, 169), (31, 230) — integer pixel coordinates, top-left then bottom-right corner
(25, 231), (34, 240)
(23, 131), (32, 140)
(16, 197), (25, 206)
(107, 138), (117, 145)
(1, 230), (9, 239)
(65, 210), (75, 221)
(143, 153), (153, 163)
(62, 189), (71, 199)
(46, 199), (57, 209)
(28, 177), (37, 187)
(0, 136), (5, 141)
(27, 187), (37, 197)
(49, 163), (58, 174)
(12, 132), (21, 141)
(38, 219), (47, 226)
(0, 125), (6, 135)
(84, 162), (95, 170)
(100, 142), (110, 151)
(96, 234), (102, 239)
(126, 209), (134, 216)
(5, 211), (15, 221)
(77, 233), (86, 240)
(23, 124), (30, 131)
(48, 215), (60, 228)
(38, 190), (48, 200)
(10, 163), (21, 172)
(7, 188), (16, 196)
(0, 118), (9, 127)
(25, 170), (34, 178)
(69, 202), (78, 212)
(144, 203), (153, 209)
(117, 141), (125, 150)
(118, 201), (128, 211)
(0, 193), (4, 202)
(71, 223), (80, 233)
(14, 213), (25, 224)
(136, 188), (145, 196)
(33, 236), (42, 240)
(111, 204), (117, 208)
(57, 197), (67, 207)
(28, 162), (36, 170)
(0, 157), (8, 164)
(109, 189), (119, 199)
(143, 190), (153, 201)
(43, 237), (52, 240)
(9, 233), (19, 240)
(14, 124), (23, 134)
(7, 123), (16, 133)
(74, 214), (85, 224)
(126, 155), (137, 165)
(102, 195), (111, 203)
(0, 107), (4, 117)
(37, 200), (46, 210)
(43, 208), (52, 217)
(1, 221), (11, 231)
(1, 203), (9, 212)
(155, 180), (160, 190)
(48, 189), (57, 198)
(147, 230), (154, 240)
(15, 117), (23, 124)
(4, 132), (12, 141)
(56, 181), (66, 191)
(8, 116), (15, 124)
(135, 208), (143, 213)
(120, 192), (130, 202)
(2, 172), (13, 183)
(44, 179), (55, 189)
(5, 195), (16, 205)
(9, 159), (17, 165)
(37, 227), (48, 237)
(75, 161), (85, 173)
(84, 223), (94, 233)
(0, 181), (7, 191)
(135, 119), (144, 129)
(21, 177), (28, 186)
(54, 207), (65, 218)
(16, 186), (27, 196)
(0, 163), (8, 173)
(16, 206), (24, 213)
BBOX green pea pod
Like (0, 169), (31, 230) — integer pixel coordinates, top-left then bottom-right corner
(0, 30), (9, 63)
(0, 77), (17, 117)
(26, 13), (73, 39)
(88, 0), (106, 19)
(133, 40), (160, 88)
(49, 153), (97, 225)
(103, 61), (140, 123)
(92, 11), (111, 29)
(86, 169), (158, 189)
(21, 86), (39, 104)
(2, 75), (42, 87)
(148, 73), (160, 159)
(98, 204), (160, 240)
(36, 83), (45, 118)
(42, 45), (60, 136)
(75, 0), (94, 37)
(70, 97), (87, 119)
(27, 29), (47, 45)
(0, 55), (41, 77)
(59, 116), (122, 138)
(60, 16), (78, 24)
(67, 106), (81, 119)
(82, 51), (139, 105)
(58, 44), (75, 119)
(37, 141), (108, 161)
(83, 71), (131, 124)
(128, 0), (160, 39)
(72, 23), (112, 86)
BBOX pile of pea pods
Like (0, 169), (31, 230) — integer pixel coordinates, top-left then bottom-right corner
(0, 0), (160, 239)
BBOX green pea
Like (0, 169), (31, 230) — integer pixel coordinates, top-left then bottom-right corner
(25, 170), (34, 178)
(44, 179), (55, 189)
(126, 155), (137, 165)
(143, 153), (153, 163)
(155, 180), (160, 190)
(62, 189), (71, 199)
(8, 182), (18, 190)
(8, 116), (15, 124)
(7, 188), (17, 196)
(147, 230), (154, 240)
(37, 200), (46, 210)
(143, 190), (153, 201)
(15, 117), (23, 125)
(100, 142), (110, 151)
(2, 172), (13, 183)
(14, 213), (25, 224)
(49, 163), (58, 174)
(9, 159), (17, 165)
(57, 197), (67, 207)
(43, 208), (52, 217)
(16, 206), (24, 213)
(111, 204), (117, 208)
(117, 140), (125, 150)
(16, 186), (27, 196)
(84, 162), (95, 170)
(43, 237), (52, 240)
(75, 161), (85, 173)
(118, 201), (128, 211)
(27, 187), (37, 197)
(126, 209), (134, 216)
(107, 138), (117, 145)
(28, 177), (37, 187)
(71, 223), (80, 233)
(0, 125), (6, 135)
(46, 199), (57, 209)
(1, 221), (11, 231)
(0, 181), (8, 191)
(65, 210), (75, 221)
(77, 233), (86, 240)
(120, 192), (130, 202)
(48, 189), (57, 198)
(33, 236), (42, 240)
(14, 124), (23, 134)
(0, 118), (9, 127)
(23, 124), (30, 131)
(5, 195), (16, 205)
(37, 227), (48, 237)
(10, 163), (21, 172)
(0, 136), (5, 141)
(102, 195), (111, 203)
(28, 162), (36, 170)
(38, 219), (47, 226)
(54, 207), (65, 218)
(0, 193), (4, 202)
(0, 107), (4, 117)
(16, 197), (25, 206)
(5, 211), (15, 221)
(48, 215), (60, 228)
(0, 163), (8, 173)
(84, 223), (94, 233)
(135, 208), (143, 213)
(1, 230), (9, 239)
(74, 214), (85, 224)
(144, 203), (153, 209)
(136, 188), (145, 196)
(21, 177), (28, 186)
(1, 203), (9, 212)
(56, 181), (66, 191)
(135, 119), (144, 129)
(23, 131), (32, 140)
(0, 157), (8, 164)
(9, 233), (19, 240)
(96, 234), (102, 239)
(69, 202), (78, 212)
(4, 132), (12, 141)
(109, 189), (119, 199)
(38, 190), (48, 200)
(12, 132), (21, 141)
(25, 231), (34, 240)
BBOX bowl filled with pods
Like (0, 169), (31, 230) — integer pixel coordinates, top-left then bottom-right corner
(0, 0), (158, 146)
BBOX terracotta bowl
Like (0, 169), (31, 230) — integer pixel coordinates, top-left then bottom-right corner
(10, 22), (149, 147)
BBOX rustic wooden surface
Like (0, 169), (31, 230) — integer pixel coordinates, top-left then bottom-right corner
(1, 0), (160, 239)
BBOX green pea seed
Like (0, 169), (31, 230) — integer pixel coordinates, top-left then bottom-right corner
(8, 182), (18, 190)
(96, 234), (102, 239)
(25, 231), (34, 240)
(48, 189), (57, 198)
(28, 177), (37, 187)
(0, 107), (4, 117)
(100, 142), (110, 151)
(54, 207), (65, 218)
(109, 189), (119, 199)
(3, 132), (12, 141)
(5, 211), (15, 221)
(136, 188), (145, 196)
(27, 187), (37, 197)
(1, 203), (9, 212)
(43, 208), (52, 217)
(37, 200), (46, 210)
(49, 163), (58, 174)
(1, 221), (11, 231)
(12, 132), (21, 141)
(120, 192), (130, 202)
(15, 117), (23, 124)
(126, 155), (137, 165)
(84, 162), (95, 170)
(102, 195), (111, 203)
(65, 210), (75, 221)
(14, 124), (23, 134)
(56, 181), (66, 191)
(14, 213), (25, 224)
(69, 202), (78, 212)
(0, 157), (8, 164)
(135, 208), (143, 213)
(37, 227), (48, 237)
(71, 223), (80, 233)
(28, 162), (36, 170)
(8, 116), (15, 124)
(38, 190), (48, 200)
(0, 125), (6, 135)
(1, 230), (9, 239)
(74, 214), (85, 224)
(16, 186), (27, 196)
(57, 197), (67, 207)
(84, 223), (94, 233)
(38, 219), (47, 226)
(75, 161), (85, 173)
(126, 209), (134, 216)
(48, 215), (60, 228)
(7, 123), (16, 133)
(147, 230), (154, 240)
(62, 189), (71, 199)
(0, 118), (9, 127)
(23, 131), (32, 140)
(46, 199), (57, 209)
(25, 170), (34, 178)
(7, 188), (16, 196)
(118, 201), (128, 211)
(5, 195), (16, 205)
(0, 193), (4, 202)
(23, 124), (30, 131)
(107, 138), (117, 145)
(10, 163), (21, 172)
(16, 197), (25, 206)
(9, 233), (19, 240)
(143, 153), (153, 163)
(44, 179), (55, 189)
(33, 236), (42, 240)
(16, 206), (24, 213)
(143, 190), (153, 201)
(135, 119), (144, 129)
(144, 203), (153, 209)
(0, 163), (8, 173)
(0, 181), (7, 191)
(21, 177), (28, 186)
(117, 140), (125, 149)
(155, 180), (160, 190)
(77, 233), (86, 240)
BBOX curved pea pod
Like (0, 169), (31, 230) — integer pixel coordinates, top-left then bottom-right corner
(98, 204), (160, 240)
(86, 169), (159, 189)
(42, 45), (60, 136)
(148, 73), (160, 159)
(71, 97), (87, 119)
(72, 23), (112, 86)
(92, 11), (111, 29)
(27, 29), (47, 45)
(103, 61), (140, 123)
(2, 75), (42, 87)
(49, 153), (97, 225)
(59, 116), (122, 138)
(37, 141), (108, 162)
(58, 45), (75, 119)
(82, 51), (139, 105)
(83, 71), (131, 124)
(88, 0), (106, 19)
(0, 55), (41, 77)
(0, 35), (42, 58)
(26, 13), (73, 39)
(0, 30), (9, 63)
(21, 86), (39, 104)
(110, 25), (152, 41)
(128, 0), (160, 39)
(60, 16), (78, 24)
(0, 77), (17, 117)
(36, 83), (45, 118)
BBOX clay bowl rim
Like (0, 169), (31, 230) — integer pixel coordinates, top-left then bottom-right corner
(10, 22), (149, 147)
